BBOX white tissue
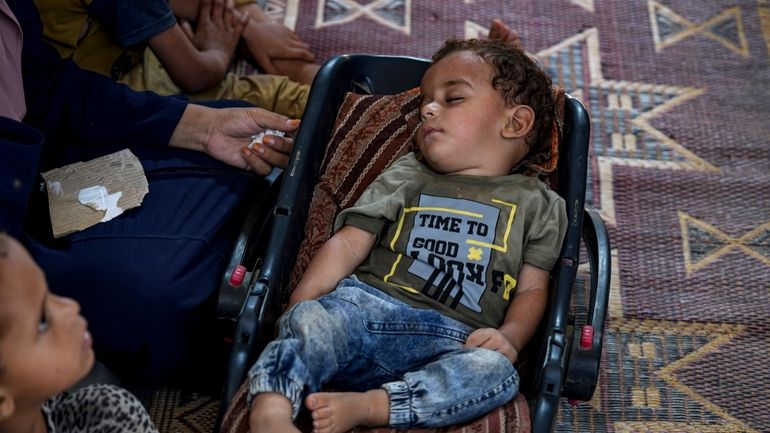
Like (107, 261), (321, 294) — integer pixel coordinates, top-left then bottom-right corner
(248, 129), (286, 149)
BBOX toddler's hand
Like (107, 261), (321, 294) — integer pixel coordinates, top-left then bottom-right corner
(464, 328), (518, 363)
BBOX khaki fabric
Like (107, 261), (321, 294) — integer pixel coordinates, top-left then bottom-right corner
(35, 0), (143, 78)
(121, 49), (308, 118)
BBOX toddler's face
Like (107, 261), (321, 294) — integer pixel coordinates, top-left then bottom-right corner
(0, 237), (94, 405)
(417, 50), (527, 176)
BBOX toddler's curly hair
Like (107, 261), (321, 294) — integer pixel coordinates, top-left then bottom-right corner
(432, 38), (555, 157)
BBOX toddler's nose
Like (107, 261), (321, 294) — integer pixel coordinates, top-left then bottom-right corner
(420, 101), (438, 119)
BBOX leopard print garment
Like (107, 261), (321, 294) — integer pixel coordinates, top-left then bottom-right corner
(42, 384), (158, 433)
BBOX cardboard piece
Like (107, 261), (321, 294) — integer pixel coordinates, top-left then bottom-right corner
(41, 149), (149, 238)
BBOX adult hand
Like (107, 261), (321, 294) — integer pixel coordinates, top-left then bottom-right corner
(169, 104), (300, 175)
(241, 21), (315, 74)
(464, 328), (519, 363)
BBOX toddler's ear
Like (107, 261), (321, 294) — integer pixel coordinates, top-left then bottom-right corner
(502, 105), (535, 139)
(0, 391), (16, 423)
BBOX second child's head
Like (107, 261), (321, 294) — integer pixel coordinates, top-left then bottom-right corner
(417, 38), (555, 176)
(0, 234), (94, 424)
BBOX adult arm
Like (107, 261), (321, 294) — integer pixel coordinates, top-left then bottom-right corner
(13, 0), (187, 150)
(288, 225), (377, 306)
(12, 0), (297, 173)
(169, 104), (298, 174)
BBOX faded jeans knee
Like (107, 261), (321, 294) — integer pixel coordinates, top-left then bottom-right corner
(248, 299), (352, 418)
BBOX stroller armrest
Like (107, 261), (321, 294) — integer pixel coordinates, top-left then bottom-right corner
(563, 208), (611, 401)
(217, 281), (269, 428)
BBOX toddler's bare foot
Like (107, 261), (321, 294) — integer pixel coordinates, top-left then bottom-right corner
(250, 393), (300, 433)
(488, 19), (522, 48)
(305, 390), (389, 433)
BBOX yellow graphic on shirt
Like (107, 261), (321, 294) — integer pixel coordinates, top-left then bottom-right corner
(467, 247), (484, 261)
(383, 196), (517, 313)
(385, 203), (486, 292)
(383, 255), (419, 293)
(503, 274), (517, 300)
(466, 199), (517, 252)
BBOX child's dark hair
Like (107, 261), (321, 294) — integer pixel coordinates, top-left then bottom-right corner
(432, 38), (555, 157)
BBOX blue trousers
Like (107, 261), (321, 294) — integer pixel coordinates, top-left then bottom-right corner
(22, 100), (261, 382)
(26, 145), (258, 382)
(248, 278), (519, 428)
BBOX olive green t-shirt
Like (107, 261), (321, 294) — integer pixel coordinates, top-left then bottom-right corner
(335, 153), (567, 330)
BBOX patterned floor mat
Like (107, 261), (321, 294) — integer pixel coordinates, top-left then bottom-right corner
(148, 1), (770, 432)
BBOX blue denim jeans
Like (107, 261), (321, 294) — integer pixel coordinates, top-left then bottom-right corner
(248, 277), (519, 428)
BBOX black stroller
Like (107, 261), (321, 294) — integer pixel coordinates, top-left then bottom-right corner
(214, 54), (611, 433)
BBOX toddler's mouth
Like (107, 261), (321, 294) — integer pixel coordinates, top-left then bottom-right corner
(422, 126), (439, 140)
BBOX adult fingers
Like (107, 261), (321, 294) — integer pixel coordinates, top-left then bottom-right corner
(280, 46), (316, 63)
(254, 52), (279, 74)
(246, 108), (300, 133)
(211, 0), (224, 23)
(255, 135), (293, 168)
(271, 24), (298, 38)
(271, 26), (312, 49)
(223, 0), (235, 25)
(263, 134), (293, 155)
(240, 146), (272, 175)
(198, 0), (213, 24)
(283, 33), (314, 53)
(284, 36), (312, 51)
(179, 20), (194, 41)
(239, 138), (291, 173)
(234, 11), (249, 33)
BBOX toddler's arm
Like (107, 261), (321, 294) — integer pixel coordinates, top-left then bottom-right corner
(289, 225), (376, 307)
(148, 0), (246, 93)
(465, 263), (549, 363)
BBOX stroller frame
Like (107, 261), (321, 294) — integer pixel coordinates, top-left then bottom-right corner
(216, 54), (611, 433)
